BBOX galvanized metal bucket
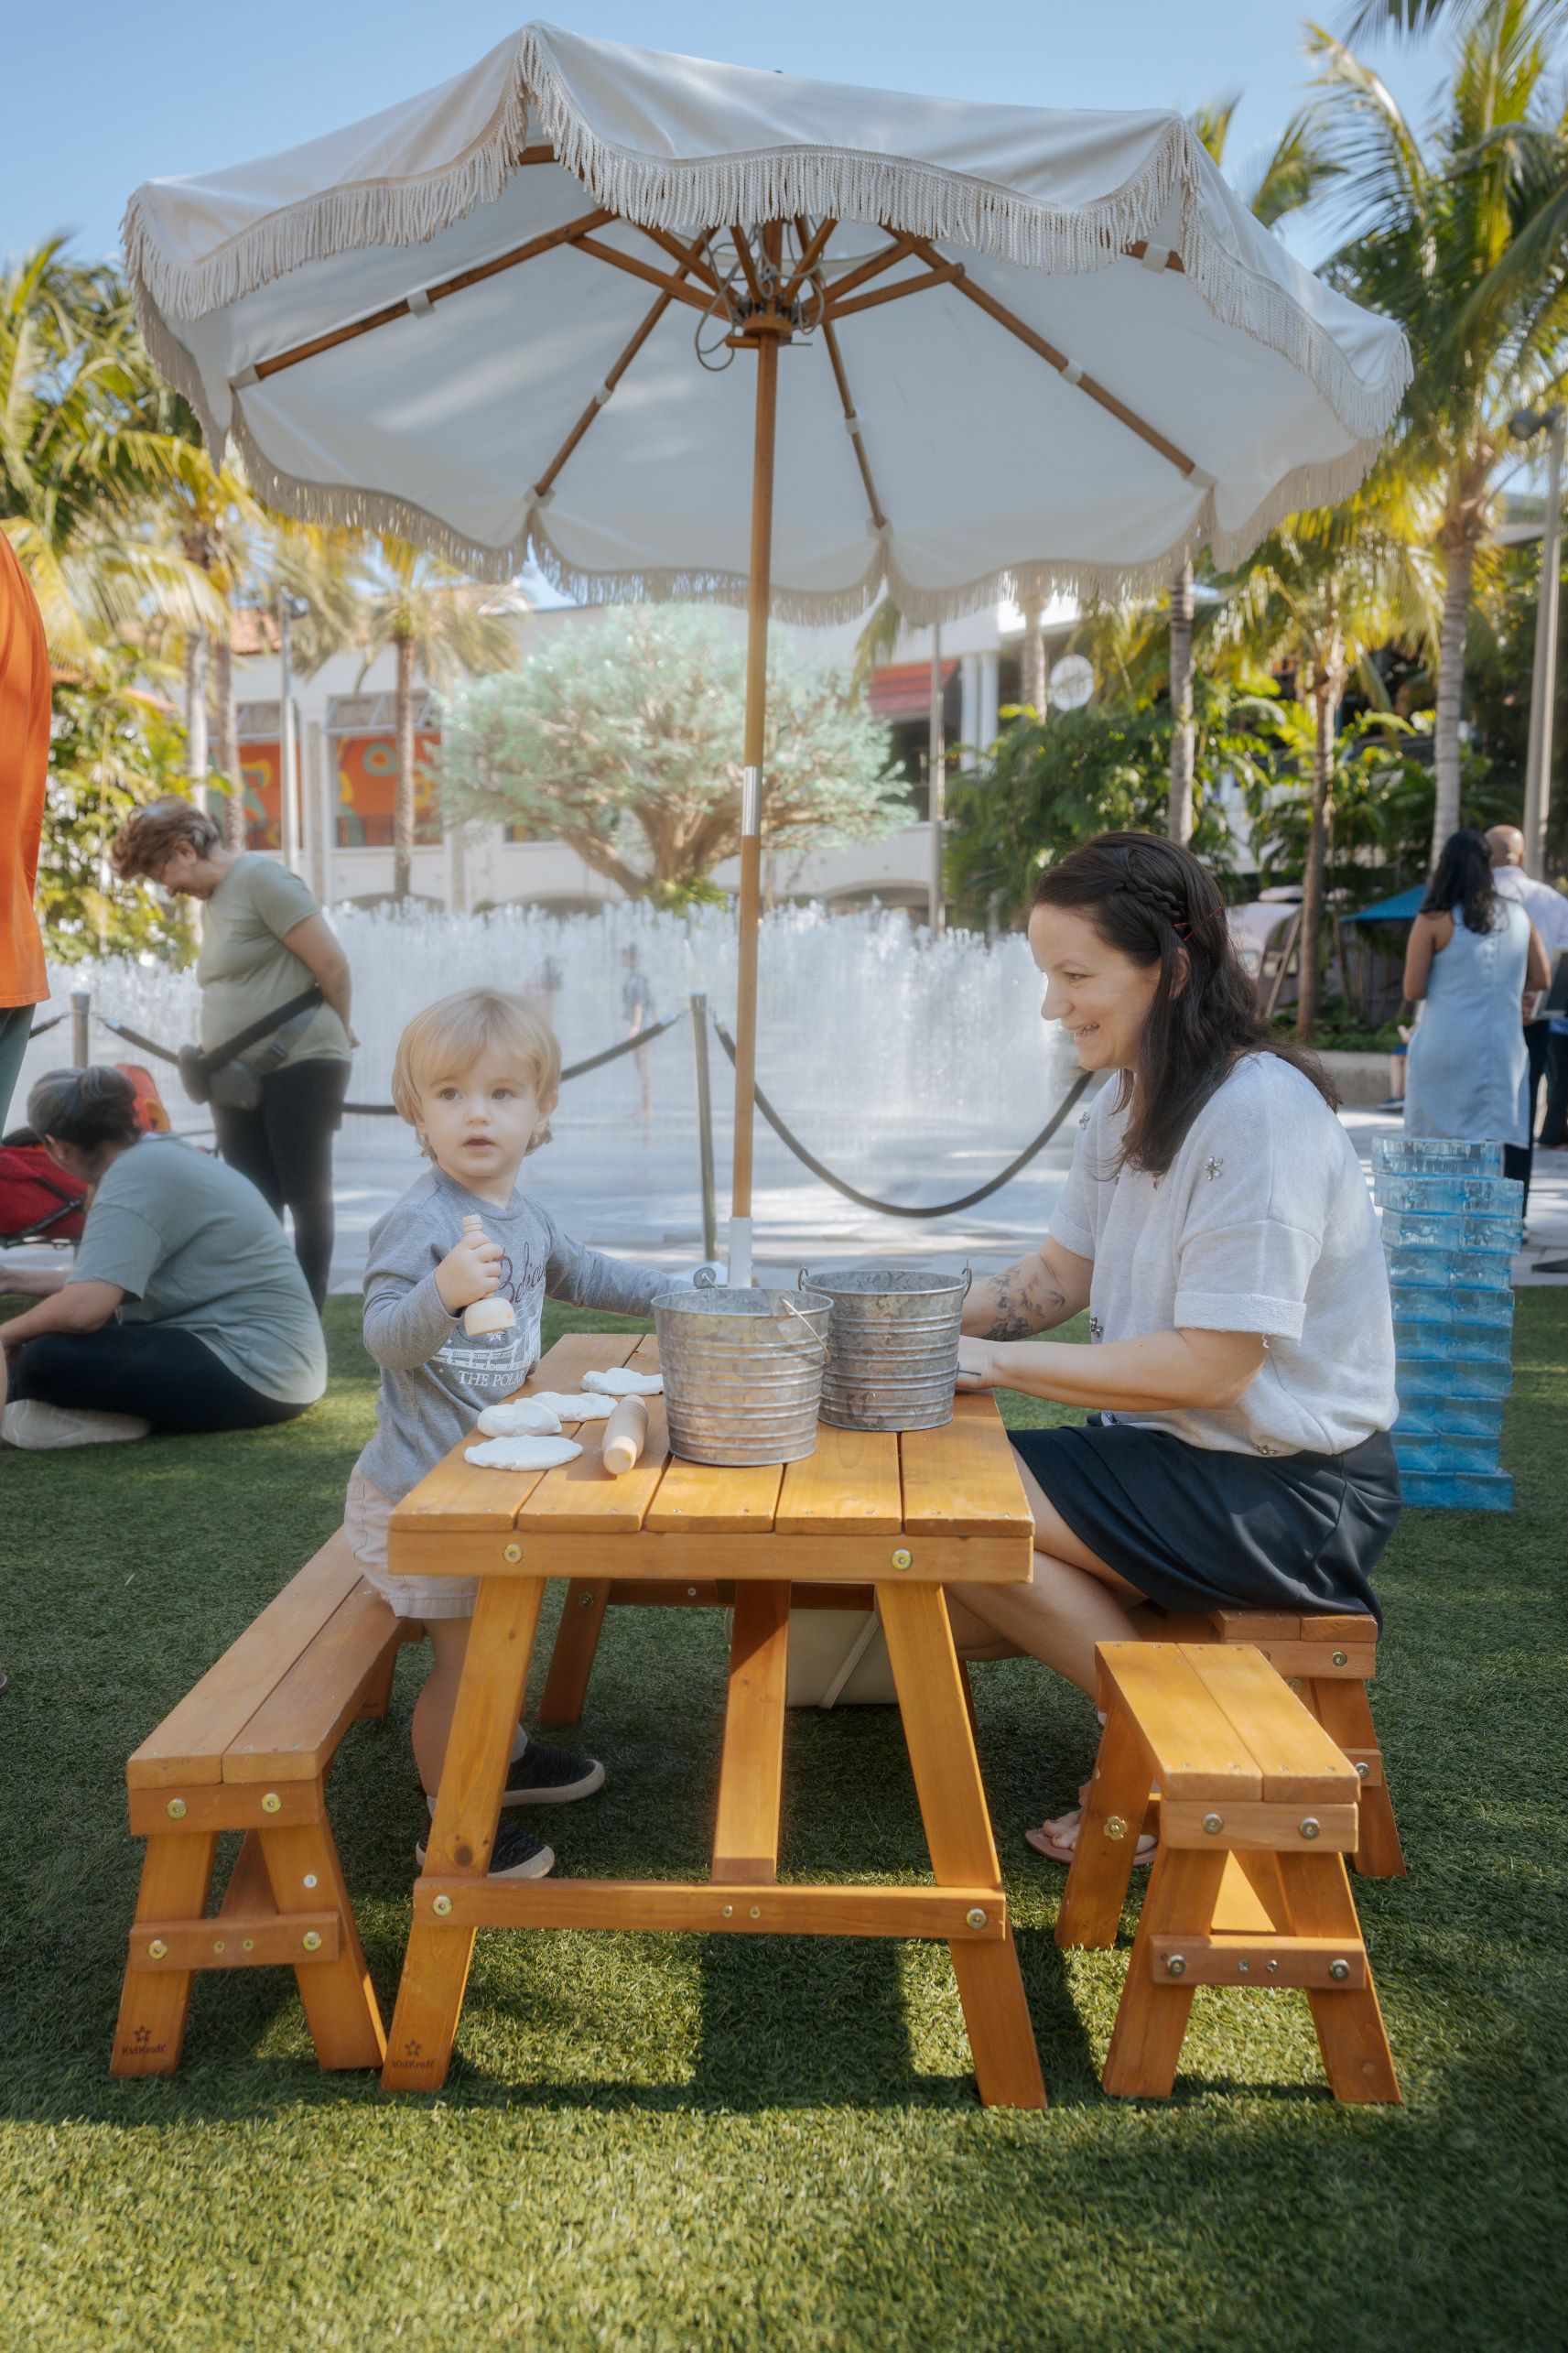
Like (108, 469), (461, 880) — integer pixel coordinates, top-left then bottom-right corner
(654, 1285), (833, 1466)
(799, 1263), (970, 1432)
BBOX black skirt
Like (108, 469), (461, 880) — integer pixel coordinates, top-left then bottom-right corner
(1009, 1420), (1400, 1630)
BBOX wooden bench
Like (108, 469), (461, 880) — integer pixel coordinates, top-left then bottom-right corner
(112, 1532), (419, 2076)
(1057, 1641), (1400, 2104)
(1158, 1609), (1404, 1878)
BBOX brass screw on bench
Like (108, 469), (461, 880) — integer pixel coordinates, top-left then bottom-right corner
(1203, 1813), (1223, 1835)
(1103, 1816), (1127, 1840)
(262, 1792), (281, 1814)
(1299, 1817), (1321, 1840)
(1332, 1651), (1348, 1667)
(301, 1931), (322, 1952)
(432, 1895), (452, 1916)
(721, 1904), (733, 1918)
(147, 1939), (167, 1960)
(166, 1798), (186, 1819)
(503, 1543), (522, 1564)
(1165, 1955), (1186, 1977)
(1329, 1957), (1350, 1982)
(891, 1547), (913, 1571)
(966, 1907), (988, 1930)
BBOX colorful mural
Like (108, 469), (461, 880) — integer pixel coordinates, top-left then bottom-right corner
(239, 740), (282, 852)
(334, 732), (441, 848)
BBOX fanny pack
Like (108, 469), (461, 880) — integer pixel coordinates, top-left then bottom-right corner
(178, 985), (325, 1111)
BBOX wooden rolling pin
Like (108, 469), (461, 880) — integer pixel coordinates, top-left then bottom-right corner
(601, 1394), (649, 1476)
(460, 1213), (515, 1336)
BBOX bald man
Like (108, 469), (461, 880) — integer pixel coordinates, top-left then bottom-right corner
(1487, 826), (1568, 1175)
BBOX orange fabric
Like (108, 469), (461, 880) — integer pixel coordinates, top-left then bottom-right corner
(0, 531), (49, 1007)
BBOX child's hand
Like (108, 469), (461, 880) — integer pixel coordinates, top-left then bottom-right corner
(435, 1229), (504, 1315)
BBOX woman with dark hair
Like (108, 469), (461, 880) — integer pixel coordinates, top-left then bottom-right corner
(1402, 828), (1551, 1196)
(0, 1066), (325, 1449)
(950, 831), (1402, 1863)
(110, 797), (353, 1307)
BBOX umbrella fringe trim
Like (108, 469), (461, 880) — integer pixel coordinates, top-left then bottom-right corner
(124, 25), (1409, 452)
(227, 407), (1387, 622)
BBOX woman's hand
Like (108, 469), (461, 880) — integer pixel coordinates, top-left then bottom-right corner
(434, 1230), (504, 1315)
(956, 1336), (1005, 1391)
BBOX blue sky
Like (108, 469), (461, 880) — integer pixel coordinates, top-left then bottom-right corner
(4, 2), (1445, 270)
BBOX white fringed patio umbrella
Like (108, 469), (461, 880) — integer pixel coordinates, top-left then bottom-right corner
(125, 20), (1410, 1279)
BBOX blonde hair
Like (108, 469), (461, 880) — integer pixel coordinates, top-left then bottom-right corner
(392, 987), (562, 1159)
(111, 796), (222, 881)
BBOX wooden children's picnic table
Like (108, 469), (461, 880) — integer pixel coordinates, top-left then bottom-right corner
(382, 1330), (1046, 2107)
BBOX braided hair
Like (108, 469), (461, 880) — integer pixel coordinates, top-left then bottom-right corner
(1032, 831), (1336, 1176)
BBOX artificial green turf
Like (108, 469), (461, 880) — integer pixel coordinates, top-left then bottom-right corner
(1, 1289), (1565, 2351)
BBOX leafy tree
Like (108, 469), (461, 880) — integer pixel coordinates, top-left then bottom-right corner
(1314, 0), (1568, 856)
(944, 685), (1265, 931)
(1212, 507), (1440, 1032)
(354, 539), (521, 899)
(438, 607), (907, 898)
(40, 656), (195, 963)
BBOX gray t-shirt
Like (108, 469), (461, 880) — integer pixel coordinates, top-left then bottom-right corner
(356, 1167), (667, 1502)
(69, 1136), (327, 1404)
(1048, 1052), (1397, 1458)
(197, 853), (350, 1069)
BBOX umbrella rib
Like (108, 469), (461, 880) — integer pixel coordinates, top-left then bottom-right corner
(818, 319), (888, 534)
(236, 205), (616, 384)
(903, 234), (1198, 479)
(531, 242), (708, 501)
(573, 235), (717, 315)
(817, 235), (921, 306)
(778, 217), (838, 309)
(825, 262), (965, 321)
(729, 227), (766, 309)
(633, 222), (725, 296)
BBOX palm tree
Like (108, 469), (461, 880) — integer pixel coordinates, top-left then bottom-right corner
(1314, 1), (1568, 857)
(1216, 507), (1440, 1032)
(0, 241), (222, 671)
(1168, 103), (1346, 843)
(356, 540), (521, 898)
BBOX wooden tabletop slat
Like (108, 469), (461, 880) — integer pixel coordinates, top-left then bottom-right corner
(899, 1394), (1034, 1537)
(775, 1424), (902, 1534)
(645, 1456), (785, 1533)
(391, 1331), (643, 1537)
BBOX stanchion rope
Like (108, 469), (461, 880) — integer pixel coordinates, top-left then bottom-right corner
(709, 1014), (1091, 1219)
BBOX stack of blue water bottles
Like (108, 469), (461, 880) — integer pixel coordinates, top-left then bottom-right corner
(1373, 1137), (1522, 1510)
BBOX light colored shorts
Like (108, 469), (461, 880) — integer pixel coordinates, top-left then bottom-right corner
(344, 1466), (476, 1621)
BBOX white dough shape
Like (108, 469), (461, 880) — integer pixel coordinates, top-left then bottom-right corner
(529, 1390), (615, 1420)
(463, 1435), (582, 1470)
(475, 1398), (564, 1438)
(582, 1367), (664, 1397)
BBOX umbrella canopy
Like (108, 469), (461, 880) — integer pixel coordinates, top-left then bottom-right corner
(124, 21), (1411, 1276)
(1342, 885), (1424, 924)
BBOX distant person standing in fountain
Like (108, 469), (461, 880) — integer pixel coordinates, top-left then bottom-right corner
(110, 797), (354, 1307)
(1402, 830), (1551, 1209)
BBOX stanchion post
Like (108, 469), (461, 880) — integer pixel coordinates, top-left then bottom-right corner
(70, 988), (92, 1069)
(690, 992), (719, 1265)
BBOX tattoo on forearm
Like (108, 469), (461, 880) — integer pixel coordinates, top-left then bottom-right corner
(980, 1257), (1065, 1341)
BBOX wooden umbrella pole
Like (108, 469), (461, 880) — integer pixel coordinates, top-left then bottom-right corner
(728, 317), (782, 1286)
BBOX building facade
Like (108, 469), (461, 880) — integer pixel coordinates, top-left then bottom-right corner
(222, 593), (1082, 917)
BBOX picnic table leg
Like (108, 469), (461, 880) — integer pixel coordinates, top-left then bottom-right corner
(1101, 1847), (1227, 2098)
(261, 1816), (386, 2070)
(1275, 1850), (1400, 2103)
(383, 1574), (546, 2091)
(879, 1581), (1046, 2109)
(1055, 1698), (1152, 1949)
(111, 1830), (218, 2076)
(1304, 1677), (1407, 1880)
(537, 1580), (611, 1726)
(712, 1581), (790, 1883)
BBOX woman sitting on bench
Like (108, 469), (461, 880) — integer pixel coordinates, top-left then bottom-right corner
(952, 832), (1400, 1863)
(0, 1065), (326, 1448)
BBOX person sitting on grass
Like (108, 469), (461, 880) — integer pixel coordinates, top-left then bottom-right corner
(346, 986), (669, 1882)
(1, 1065), (325, 1448)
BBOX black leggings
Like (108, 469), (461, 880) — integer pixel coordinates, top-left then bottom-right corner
(12, 1326), (308, 1435)
(211, 1057), (348, 1308)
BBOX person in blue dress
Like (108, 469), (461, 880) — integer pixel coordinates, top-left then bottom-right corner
(1402, 830), (1551, 1193)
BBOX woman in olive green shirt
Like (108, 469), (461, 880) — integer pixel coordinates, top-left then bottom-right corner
(111, 799), (352, 1307)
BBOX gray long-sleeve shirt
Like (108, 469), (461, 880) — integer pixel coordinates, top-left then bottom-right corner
(355, 1166), (667, 1502)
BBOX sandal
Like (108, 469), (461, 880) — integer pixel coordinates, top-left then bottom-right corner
(1023, 1803), (1156, 1869)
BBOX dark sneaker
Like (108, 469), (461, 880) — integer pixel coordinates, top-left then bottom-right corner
(416, 1816), (555, 1880)
(503, 1739), (606, 1807)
